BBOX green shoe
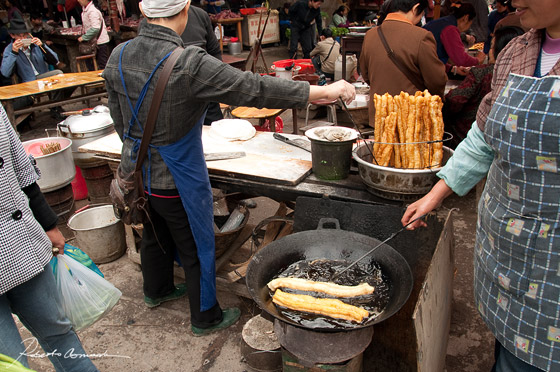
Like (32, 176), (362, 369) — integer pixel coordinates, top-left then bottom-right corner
(191, 307), (241, 337)
(144, 283), (188, 308)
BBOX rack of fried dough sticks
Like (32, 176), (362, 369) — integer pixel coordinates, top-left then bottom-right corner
(373, 90), (444, 169)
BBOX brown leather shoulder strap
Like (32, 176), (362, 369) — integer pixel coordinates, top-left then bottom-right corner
(377, 26), (425, 91)
(135, 47), (183, 171)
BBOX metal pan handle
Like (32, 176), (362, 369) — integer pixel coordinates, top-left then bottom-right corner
(316, 218), (340, 230)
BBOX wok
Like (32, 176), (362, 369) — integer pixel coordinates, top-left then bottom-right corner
(246, 219), (413, 331)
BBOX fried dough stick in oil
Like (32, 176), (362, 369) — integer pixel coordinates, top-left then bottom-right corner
(268, 277), (374, 297)
(272, 289), (370, 323)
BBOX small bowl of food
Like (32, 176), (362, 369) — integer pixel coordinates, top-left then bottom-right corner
(21, 38), (33, 47)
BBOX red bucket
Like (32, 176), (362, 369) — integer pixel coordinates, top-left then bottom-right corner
(272, 59), (294, 69)
(71, 166), (88, 201)
(294, 59), (315, 74)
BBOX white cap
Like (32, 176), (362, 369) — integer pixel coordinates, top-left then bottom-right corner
(140, 0), (190, 18)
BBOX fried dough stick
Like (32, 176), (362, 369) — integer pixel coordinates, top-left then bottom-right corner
(268, 277), (374, 297)
(272, 289), (370, 323)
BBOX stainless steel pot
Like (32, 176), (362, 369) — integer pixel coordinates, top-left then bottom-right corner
(353, 143), (454, 201)
(22, 137), (76, 192)
(57, 105), (115, 168)
(67, 204), (126, 264)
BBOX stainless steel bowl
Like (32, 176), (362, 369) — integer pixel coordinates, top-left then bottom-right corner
(353, 143), (454, 201)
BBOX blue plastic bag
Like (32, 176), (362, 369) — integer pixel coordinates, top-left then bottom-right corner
(50, 244), (104, 278)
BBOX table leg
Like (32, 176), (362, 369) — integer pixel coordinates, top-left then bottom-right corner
(2, 100), (16, 130)
(237, 21), (243, 48)
(218, 23), (224, 52)
(292, 108), (299, 135)
(271, 115), (277, 133)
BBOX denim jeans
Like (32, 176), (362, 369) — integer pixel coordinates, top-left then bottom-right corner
(0, 265), (98, 372)
(491, 339), (542, 372)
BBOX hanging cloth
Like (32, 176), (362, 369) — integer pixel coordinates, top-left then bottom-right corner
(476, 73), (560, 370)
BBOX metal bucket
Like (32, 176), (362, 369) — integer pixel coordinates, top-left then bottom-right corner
(67, 204), (126, 264)
(22, 137), (76, 192)
(228, 41), (242, 55)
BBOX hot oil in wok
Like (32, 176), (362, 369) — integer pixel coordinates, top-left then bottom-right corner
(270, 259), (391, 329)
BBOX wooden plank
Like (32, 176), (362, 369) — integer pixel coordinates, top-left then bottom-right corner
(78, 131), (122, 159)
(413, 210), (455, 372)
(216, 276), (251, 298)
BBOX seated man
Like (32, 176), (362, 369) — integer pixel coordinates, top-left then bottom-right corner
(1, 17), (70, 119)
(310, 28), (340, 80)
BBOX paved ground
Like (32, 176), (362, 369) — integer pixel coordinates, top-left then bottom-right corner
(14, 44), (495, 372)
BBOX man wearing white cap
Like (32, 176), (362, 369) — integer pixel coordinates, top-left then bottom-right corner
(102, 0), (355, 336)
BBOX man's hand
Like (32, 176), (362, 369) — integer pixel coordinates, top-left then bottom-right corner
(456, 66), (471, 76)
(327, 80), (356, 104)
(12, 39), (23, 52)
(78, 36), (83, 42)
(46, 226), (65, 256)
(31, 37), (43, 47)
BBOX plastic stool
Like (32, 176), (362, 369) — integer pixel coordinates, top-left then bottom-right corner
(305, 99), (338, 129)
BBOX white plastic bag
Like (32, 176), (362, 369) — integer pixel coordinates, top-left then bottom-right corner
(55, 254), (122, 331)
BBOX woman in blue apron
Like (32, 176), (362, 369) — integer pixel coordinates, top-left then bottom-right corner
(402, 1), (560, 370)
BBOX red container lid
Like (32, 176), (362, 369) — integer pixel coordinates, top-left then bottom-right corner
(272, 59), (294, 68)
(230, 37), (239, 42)
(294, 59), (315, 73)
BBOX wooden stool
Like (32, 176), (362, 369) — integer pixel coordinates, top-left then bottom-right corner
(231, 107), (285, 132)
(305, 98), (338, 129)
(75, 54), (101, 107)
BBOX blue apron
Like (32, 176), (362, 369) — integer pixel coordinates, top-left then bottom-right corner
(476, 73), (560, 370)
(153, 113), (217, 312)
(119, 44), (216, 311)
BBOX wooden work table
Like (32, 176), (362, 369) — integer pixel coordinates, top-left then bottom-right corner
(0, 71), (106, 128)
(78, 128), (394, 205)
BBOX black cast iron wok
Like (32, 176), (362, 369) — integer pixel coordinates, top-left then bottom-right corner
(245, 218), (413, 331)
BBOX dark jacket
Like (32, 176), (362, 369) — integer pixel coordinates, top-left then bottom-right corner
(102, 20), (309, 189)
(424, 15), (456, 64)
(289, 0), (322, 31)
(181, 6), (221, 60)
(360, 15), (447, 128)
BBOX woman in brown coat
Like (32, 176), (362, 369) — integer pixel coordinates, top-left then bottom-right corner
(360, 0), (447, 128)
